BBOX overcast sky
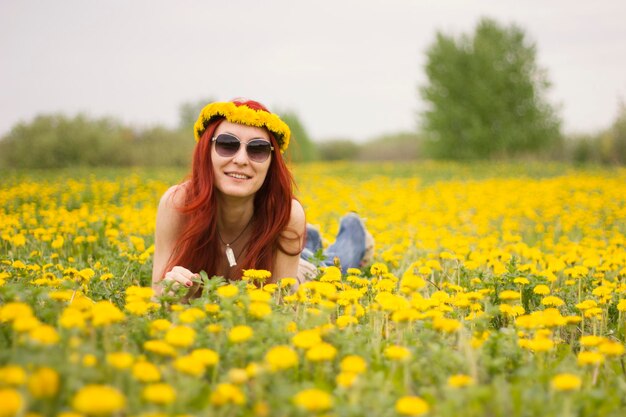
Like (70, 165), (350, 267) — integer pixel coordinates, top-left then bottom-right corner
(1, 0), (625, 142)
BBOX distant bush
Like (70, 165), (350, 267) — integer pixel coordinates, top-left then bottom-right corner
(358, 132), (423, 161)
(316, 139), (361, 161)
(0, 114), (134, 169)
(0, 114), (196, 169)
(129, 127), (194, 168)
(558, 103), (626, 166)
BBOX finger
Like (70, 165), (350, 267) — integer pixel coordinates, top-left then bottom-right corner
(172, 266), (198, 282)
(164, 271), (193, 287)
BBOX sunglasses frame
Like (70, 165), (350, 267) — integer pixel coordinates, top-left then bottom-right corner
(211, 133), (275, 163)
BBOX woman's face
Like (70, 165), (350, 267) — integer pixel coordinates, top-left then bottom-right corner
(211, 121), (273, 200)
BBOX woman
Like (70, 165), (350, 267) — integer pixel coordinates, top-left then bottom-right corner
(152, 98), (371, 296)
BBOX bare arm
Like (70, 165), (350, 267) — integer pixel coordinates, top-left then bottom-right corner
(272, 199), (306, 282)
(152, 184), (197, 295)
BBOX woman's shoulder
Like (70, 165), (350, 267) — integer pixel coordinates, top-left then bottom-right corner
(159, 181), (190, 210)
(288, 198), (306, 229)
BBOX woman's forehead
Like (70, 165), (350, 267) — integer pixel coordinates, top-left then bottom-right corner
(215, 120), (270, 140)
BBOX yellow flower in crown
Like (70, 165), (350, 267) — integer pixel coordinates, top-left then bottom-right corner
(194, 99), (291, 153)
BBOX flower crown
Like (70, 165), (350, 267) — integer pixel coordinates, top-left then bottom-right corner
(194, 101), (291, 153)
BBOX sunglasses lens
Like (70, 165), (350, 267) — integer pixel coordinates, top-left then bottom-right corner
(247, 140), (272, 162)
(215, 134), (240, 157)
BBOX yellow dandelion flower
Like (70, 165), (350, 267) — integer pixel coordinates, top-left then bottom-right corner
(142, 383), (176, 405)
(27, 367), (59, 399)
(384, 345), (411, 361)
(320, 266), (342, 282)
(0, 302), (33, 323)
(292, 329), (322, 349)
(248, 289), (272, 303)
(210, 383), (245, 406)
(204, 303), (221, 314)
(124, 300), (154, 316)
(433, 316), (462, 333)
(72, 385), (126, 415)
(336, 315), (358, 329)
(525, 336), (554, 352)
(0, 365), (26, 386)
(336, 371), (358, 388)
(447, 374), (475, 388)
(29, 325), (60, 346)
(165, 326), (196, 348)
(577, 351), (605, 366)
(246, 362), (262, 378)
(542, 296), (565, 307)
(340, 355), (367, 374)
(579, 335), (605, 347)
(598, 341), (625, 356)
(0, 388), (22, 417)
(91, 301), (125, 327)
(370, 263), (389, 276)
(248, 301), (272, 319)
(293, 388), (333, 412)
(242, 269), (272, 282)
(228, 325), (254, 343)
(173, 355), (206, 377)
(13, 315), (41, 332)
(395, 395), (429, 416)
(207, 323), (222, 333)
(217, 284), (239, 298)
(306, 342), (338, 362)
(533, 284), (551, 295)
(82, 354), (97, 368)
(149, 319), (172, 335)
(59, 307), (85, 330)
(551, 373), (582, 391)
(279, 277), (298, 288)
(132, 361), (161, 382)
(265, 345), (299, 371)
(499, 290), (521, 301)
(106, 352), (134, 369)
(143, 340), (177, 357)
(190, 348), (219, 367)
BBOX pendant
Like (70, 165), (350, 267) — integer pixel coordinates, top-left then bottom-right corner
(225, 244), (237, 267)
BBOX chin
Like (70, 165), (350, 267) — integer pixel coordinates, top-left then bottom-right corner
(218, 184), (260, 199)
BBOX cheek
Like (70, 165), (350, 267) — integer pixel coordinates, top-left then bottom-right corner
(259, 162), (271, 182)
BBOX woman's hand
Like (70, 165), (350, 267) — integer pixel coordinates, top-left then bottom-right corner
(162, 266), (199, 290)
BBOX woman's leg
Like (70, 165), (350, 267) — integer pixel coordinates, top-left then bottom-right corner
(301, 224), (323, 261)
(322, 213), (368, 271)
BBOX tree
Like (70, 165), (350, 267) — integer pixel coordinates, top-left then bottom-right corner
(419, 17), (561, 159)
(609, 100), (626, 164)
(279, 111), (319, 163)
(178, 98), (214, 132)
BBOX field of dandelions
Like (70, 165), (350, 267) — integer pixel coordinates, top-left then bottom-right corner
(1, 161), (626, 417)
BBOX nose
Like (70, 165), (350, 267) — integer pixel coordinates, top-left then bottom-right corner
(231, 144), (249, 165)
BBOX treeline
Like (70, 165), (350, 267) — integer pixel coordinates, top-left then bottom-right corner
(1, 107), (625, 169)
(0, 114), (194, 169)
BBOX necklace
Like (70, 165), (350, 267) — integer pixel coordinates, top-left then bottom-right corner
(217, 218), (252, 267)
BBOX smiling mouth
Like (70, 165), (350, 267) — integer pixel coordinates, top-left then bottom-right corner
(226, 172), (251, 180)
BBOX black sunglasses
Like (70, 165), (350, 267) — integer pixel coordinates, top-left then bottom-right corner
(211, 133), (274, 163)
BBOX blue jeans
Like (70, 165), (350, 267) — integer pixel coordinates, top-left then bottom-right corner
(301, 213), (366, 272)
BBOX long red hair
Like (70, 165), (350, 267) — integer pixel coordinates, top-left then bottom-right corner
(165, 100), (300, 279)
